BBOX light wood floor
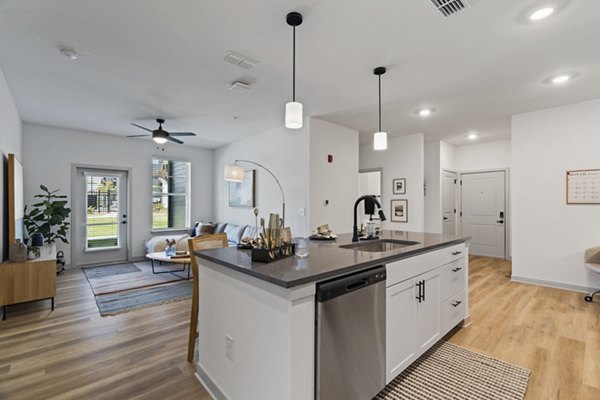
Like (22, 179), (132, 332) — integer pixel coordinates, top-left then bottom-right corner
(0, 257), (599, 399)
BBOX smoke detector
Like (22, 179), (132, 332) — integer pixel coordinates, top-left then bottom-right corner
(222, 51), (258, 70)
(429, 0), (471, 17)
(58, 45), (78, 60)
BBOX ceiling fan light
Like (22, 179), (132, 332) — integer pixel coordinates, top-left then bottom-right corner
(285, 101), (303, 129)
(224, 165), (245, 182)
(373, 132), (387, 151)
(153, 137), (168, 144)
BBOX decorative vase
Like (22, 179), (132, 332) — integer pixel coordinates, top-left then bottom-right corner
(39, 243), (57, 260)
(165, 245), (176, 257)
(31, 233), (44, 247)
(8, 239), (27, 262)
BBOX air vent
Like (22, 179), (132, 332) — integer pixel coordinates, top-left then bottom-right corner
(429, 0), (470, 17)
(222, 51), (259, 70)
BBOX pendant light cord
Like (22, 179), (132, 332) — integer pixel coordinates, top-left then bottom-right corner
(378, 74), (382, 132)
(292, 25), (296, 102)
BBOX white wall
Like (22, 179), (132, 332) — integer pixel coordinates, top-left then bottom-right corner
(22, 123), (213, 264)
(440, 141), (456, 171)
(213, 121), (310, 237)
(424, 141), (441, 233)
(360, 134), (425, 232)
(512, 98), (600, 290)
(0, 67), (22, 260)
(309, 118), (359, 234)
(456, 140), (511, 171)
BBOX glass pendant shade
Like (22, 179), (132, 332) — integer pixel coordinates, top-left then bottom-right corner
(373, 131), (387, 151)
(285, 101), (303, 129)
(153, 137), (168, 144)
(224, 165), (245, 182)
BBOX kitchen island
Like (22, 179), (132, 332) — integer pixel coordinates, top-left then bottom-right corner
(193, 230), (469, 400)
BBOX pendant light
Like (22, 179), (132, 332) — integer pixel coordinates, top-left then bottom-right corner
(373, 66), (387, 150)
(285, 12), (303, 129)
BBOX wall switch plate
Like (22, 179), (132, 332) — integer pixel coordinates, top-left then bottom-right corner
(299, 208), (305, 216)
(226, 334), (234, 361)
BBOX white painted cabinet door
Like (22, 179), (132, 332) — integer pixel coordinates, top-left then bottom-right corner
(414, 269), (441, 356)
(385, 278), (417, 384)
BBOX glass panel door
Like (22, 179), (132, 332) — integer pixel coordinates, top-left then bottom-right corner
(85, 175), (121, 250)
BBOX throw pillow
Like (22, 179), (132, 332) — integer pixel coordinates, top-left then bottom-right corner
(196, 222), (216, 237)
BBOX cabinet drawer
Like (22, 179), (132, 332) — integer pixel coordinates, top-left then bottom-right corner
(442, 289), (466, 335)
(386, 250), (442, 287)
(440, 259), (466, 301)
(440, 243), (465, 265)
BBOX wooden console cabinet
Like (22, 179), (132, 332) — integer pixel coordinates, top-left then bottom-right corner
(0, 258), (56, 320)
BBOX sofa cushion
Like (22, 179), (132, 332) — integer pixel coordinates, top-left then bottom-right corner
(214, 223), (228, 234)
(145, 234), (188, 254)
(176, 235), (190, 252)
(223, 224), (246, 245)
(195, 222), (216, 237)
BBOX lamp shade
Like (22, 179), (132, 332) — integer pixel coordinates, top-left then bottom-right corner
(153, 137), (167, 144)
(224, 165), (245, 182)
(373, 131), (387, 150)
(285, 102), (303, 129)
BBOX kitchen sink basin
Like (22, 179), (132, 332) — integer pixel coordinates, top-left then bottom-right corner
(339, 239), (420, 252)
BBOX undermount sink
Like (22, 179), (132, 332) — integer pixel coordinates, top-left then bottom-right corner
(339, 239), (420, 252)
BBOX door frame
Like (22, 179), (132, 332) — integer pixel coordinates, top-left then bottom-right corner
(442, 169), (459, 235)
(70, 163), (133, 268)
(458, 168), (510, 260)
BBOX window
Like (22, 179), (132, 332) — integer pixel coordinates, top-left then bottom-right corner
(152, 158), (191, 230)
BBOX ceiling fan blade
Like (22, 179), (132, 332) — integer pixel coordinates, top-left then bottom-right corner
(127, 134), (151, 138)
(169, 132), (196, 137)
(131, 123), (153, 132)
(167, 136), (184, 144)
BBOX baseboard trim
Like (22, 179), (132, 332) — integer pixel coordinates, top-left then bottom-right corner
(195, 365), (228, 400)
(511, 275), (596, 294)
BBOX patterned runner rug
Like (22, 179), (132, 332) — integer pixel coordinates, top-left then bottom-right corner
(375, 342), (530, 400)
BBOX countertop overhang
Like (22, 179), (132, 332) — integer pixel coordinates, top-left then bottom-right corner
(194, 231), (470, 288)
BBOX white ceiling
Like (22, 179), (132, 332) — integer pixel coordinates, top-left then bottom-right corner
(0, 0), (599, 148)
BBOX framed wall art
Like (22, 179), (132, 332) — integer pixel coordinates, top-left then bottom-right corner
(393, 178), (406, 195)
(390, 199), (408, 223)
(229, 169), (255, 207)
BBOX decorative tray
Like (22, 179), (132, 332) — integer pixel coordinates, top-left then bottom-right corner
(309, 235), (336, 241)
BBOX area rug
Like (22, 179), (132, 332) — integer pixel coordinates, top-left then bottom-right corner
(94, 281), (193, 316)
(83, 261), (190, 295)
(375, 342), (530, 400)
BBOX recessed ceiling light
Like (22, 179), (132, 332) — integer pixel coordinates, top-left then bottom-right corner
(415, 108), (436, 117)
(551, 74), (571, 84)
(530, 7), (554, 21)
(467, 133), (478, 140)
(58, 46), (78, 60)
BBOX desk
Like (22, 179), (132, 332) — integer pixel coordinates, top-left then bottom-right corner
(0, 258), (56, 320)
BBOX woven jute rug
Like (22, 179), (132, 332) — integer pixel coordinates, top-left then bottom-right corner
(375, 342), (530, 400)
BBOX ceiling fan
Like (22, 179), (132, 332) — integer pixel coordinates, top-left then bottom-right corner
(127, 118), (196, 144)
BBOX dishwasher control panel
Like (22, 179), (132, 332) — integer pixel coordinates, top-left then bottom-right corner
(316, 266), (386, 302)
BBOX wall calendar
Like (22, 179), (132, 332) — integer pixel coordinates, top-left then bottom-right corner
(566, 169), (600, 204)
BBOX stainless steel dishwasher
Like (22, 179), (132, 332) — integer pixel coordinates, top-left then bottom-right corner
(315, 266), (386, 400)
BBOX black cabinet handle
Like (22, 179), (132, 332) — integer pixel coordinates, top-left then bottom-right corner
(422, 280), (426, 302)
(496, 220), (504, 224)
(452, 251), (462, 256)
(452, 267), (462, 272)
(415, 281), (422, 303)
(452, 300), (462, 307)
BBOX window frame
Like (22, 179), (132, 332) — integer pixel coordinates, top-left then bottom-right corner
(151, 156), (191, 232)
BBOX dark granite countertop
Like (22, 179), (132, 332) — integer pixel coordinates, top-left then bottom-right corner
(194, 230), (469, 289)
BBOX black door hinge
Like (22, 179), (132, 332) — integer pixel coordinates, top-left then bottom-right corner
(454, 179), (457, 184)
(460, 211), (463, 217)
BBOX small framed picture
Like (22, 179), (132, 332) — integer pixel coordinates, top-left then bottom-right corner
(393, 178), (406, 195)
(390, 199), (408, 223)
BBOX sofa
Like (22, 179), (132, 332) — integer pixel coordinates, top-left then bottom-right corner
(144, 221), (258, 254)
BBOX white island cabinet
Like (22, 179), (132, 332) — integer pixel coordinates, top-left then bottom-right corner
(193, 234), (469, 400)
(385, 243), (468, 384)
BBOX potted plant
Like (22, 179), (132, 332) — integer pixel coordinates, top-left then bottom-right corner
(24, 185), (71, 259)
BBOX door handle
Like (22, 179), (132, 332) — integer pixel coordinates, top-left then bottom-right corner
(415, 281), (422, 303)
(121, 221), (127, 224)
(452, 300), (462, 307)
(443, 217), (449, 220)
(496, 220), (504, 224)
(452, 267), (462, 272)
(422, 280), (426, 302)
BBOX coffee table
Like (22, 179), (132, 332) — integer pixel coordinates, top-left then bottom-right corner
(146, 251), (191, 280)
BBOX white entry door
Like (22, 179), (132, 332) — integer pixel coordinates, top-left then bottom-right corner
(73, 168), (129, 266)
(442, 170), (458, 235)
(461, 171), (506, 258)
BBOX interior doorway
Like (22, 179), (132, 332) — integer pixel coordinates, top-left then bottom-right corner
(442, 170), (458, 235)
(460, 170), (506, 259)
(358, 169), (382, 223)
(72, 166), (130, 267)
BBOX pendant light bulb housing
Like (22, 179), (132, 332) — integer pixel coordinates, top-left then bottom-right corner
(285, 12), (303, 130)
(373, 66), (388, 150)
(285, 101), (303, 129)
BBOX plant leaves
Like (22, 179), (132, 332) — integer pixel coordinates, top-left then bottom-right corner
(40, 184), (49, 192)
